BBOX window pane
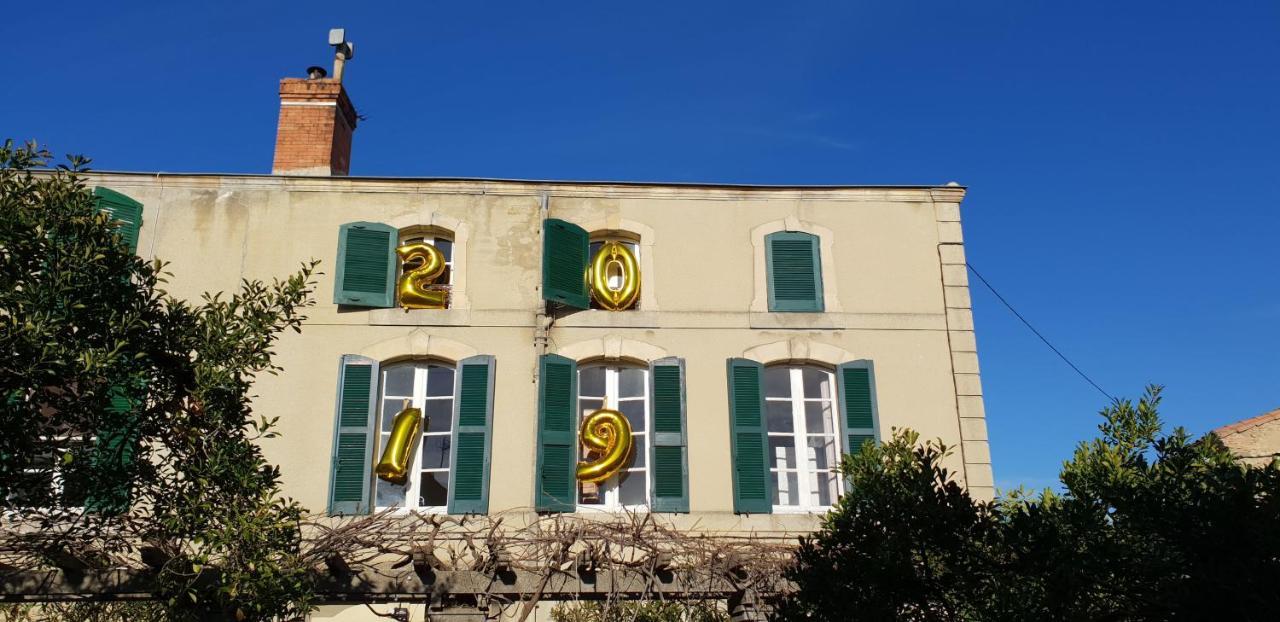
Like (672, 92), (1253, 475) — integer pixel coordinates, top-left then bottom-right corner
(382, 399), (407, 430)
(426, 366), (455, 397)
(10, 470), (54, 506)
(420, 472), (449, 507)
(579, 367), (606, 397)
(619, 470), (647, 506)
(383, 366), (414, 397)
(432, 238), (453, 262)
(769, 436), (797, 469)
(421, 435), (451, 470)
(579, 481), (605, 505)
(423, 399), (453, 432)
(580, 398), (605, 421)
(375, 477), (408, 508)
(811, 471), (838, 507)
(801, 368), (833, 400)
(589, 241), (603, 259)
(806, 436), (838, 471)
(804, 401), (836, 435)
(618, 399), (646, 433)
(618, 368), (646, 398)
(773, 471), (799, 506)
(628, 435), (647, 469)
(767, 401), (794, 433)
(61, 470), (90, 507)
(764, 367), (791, 398)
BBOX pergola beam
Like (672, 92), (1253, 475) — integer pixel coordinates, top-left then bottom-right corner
(1, 568), (787, 604)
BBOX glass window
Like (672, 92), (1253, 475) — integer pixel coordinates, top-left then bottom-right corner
(588, 238), (640, 311)
(577, 364), (650, 510)
(765, 365), (843, 511)
(375, 362), (455, 511)
(398, 232), (454, 308)
(6, 438), (89, 509)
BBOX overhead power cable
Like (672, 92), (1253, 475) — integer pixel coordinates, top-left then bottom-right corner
(965, 263), (1114, 402)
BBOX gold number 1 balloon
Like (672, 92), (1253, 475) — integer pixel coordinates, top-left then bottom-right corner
(576, 409), (635, 484)
(376, 401), (424, 484)
(396, 242), (448, 309)
(588, 241), (640, 311)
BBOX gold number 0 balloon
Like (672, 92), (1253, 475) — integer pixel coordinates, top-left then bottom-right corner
(588, 241), (640, 311)
(576, 409), (635, 484)
(396, 242), (448, 309)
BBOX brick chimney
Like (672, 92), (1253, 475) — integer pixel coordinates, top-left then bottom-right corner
(271, 76), (357, 176)
(272, 30), (358, 176)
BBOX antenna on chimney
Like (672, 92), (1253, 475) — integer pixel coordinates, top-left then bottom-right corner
(328, 28), (354, 83)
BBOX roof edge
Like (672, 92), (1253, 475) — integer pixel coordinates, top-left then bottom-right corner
(1213, 407), (1280, 437)
(70, 169), (968, 192)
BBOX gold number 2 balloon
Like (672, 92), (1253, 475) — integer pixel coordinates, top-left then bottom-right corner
(576, 408), (635, 484)
(588, 241), (640, 311)
(375, 401), (424, 484)
(396, 242), (448, 309)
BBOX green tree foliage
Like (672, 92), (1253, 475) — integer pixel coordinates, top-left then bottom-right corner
(0, 140), (319, 620)
(551, 600), (728, 622)
(775, 386), (1280, 621)
(1, 602), (167, 622)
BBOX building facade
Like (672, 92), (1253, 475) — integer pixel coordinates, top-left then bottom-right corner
(75, 60), (992, 619)
(1215, 408), (1280, 467)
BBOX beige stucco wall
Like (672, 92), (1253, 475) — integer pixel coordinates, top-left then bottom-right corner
(1217, 412), (1280, 467)
(83, 173), (994, 523)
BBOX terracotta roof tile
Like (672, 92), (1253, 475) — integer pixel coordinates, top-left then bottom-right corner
(1214, 407), (1280, 437)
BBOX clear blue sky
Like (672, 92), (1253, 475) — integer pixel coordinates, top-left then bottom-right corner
(6, 1), (1278, 491)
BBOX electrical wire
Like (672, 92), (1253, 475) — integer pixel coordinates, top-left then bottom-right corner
(965, 263), (1114, 402)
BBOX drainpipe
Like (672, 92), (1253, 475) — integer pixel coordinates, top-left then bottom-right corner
(533, 191), (551, 383)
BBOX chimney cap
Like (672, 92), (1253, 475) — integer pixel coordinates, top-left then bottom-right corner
(307, 66), (328, 79)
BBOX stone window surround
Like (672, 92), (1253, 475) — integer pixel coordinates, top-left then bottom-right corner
(358, 330), (479, 366)
(750, 216), (842, 314)
(385, 213), (472, 311)
(554, 335), (669, 365)
(741, 337), (855, 367)
(576, 216), (658, 312)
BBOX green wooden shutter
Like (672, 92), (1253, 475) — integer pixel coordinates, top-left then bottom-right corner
(542, 218), (590, 309)
(765, 231), (824, 312)
(329, 355), (378, 515)
(334, 222), (397, 308)
(836, 361), (880, 456)
(93, 187), (143, 254)
(649, 357), (689, 513)
(535, 354), (577, 512)
(726, 358), (771, 514)
(448, 355), (495, 515)
(84, 385), (139, 514)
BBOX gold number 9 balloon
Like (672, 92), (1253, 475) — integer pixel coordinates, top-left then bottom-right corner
(376, 401), (424, 484)
(396, 242), (448, 309)
(576, 408), (635, 483)
(588, 241), (640, 311)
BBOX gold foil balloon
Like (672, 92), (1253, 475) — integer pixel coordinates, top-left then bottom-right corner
(575, 408), (634, 484)
(588, 241), (640, 311)
(396, 242), (448, 309)
(375, 402), (423, 484)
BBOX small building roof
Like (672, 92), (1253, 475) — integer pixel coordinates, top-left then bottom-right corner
(1214, 407), (1280, 438)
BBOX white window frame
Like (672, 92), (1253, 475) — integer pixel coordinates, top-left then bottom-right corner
(374, 362), (455, 513)
(576, 364), (650, 512)
(766, 366), (843, 513)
